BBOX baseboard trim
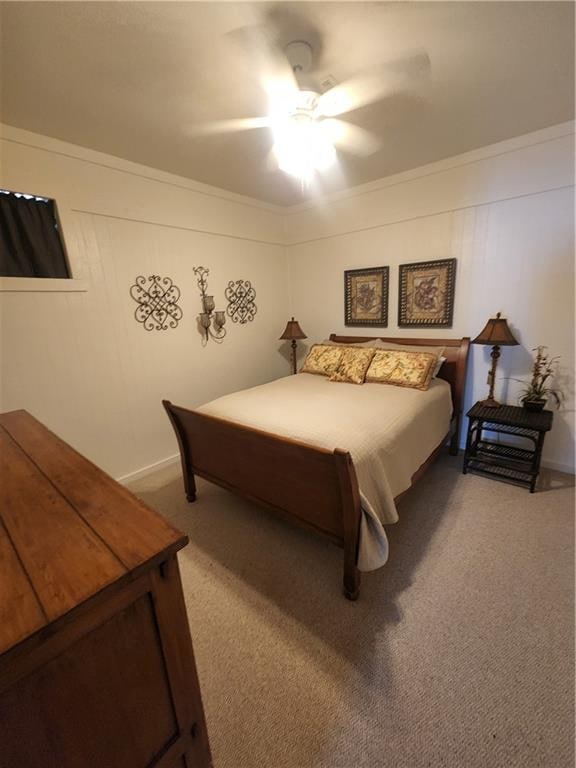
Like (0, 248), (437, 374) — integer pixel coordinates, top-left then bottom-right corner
(116, 453), (180, 485)
(540, 458), (575, 475)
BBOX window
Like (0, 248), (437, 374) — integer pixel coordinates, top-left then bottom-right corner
(0, 189), (71, 278)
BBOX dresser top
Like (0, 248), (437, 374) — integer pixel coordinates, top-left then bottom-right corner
(0, 410), (187, 655)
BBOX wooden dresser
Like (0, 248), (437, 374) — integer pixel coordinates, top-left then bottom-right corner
(0, 410), (212, 768)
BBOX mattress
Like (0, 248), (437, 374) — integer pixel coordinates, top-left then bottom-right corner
(197, 372), (453, 571)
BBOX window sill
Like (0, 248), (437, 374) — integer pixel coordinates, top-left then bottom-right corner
(0, 278), (88, 293)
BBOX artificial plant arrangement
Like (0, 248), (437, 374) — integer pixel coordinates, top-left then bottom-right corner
(514, 346), (563, 412)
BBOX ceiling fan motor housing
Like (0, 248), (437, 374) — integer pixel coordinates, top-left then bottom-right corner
(284, 41), (313, 74)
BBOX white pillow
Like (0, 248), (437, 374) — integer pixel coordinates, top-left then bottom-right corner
(433, 356), (447, 377)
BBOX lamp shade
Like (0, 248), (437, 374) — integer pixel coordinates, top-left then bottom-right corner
(472, 312), (518, 346)
(279, 317), (307, 341)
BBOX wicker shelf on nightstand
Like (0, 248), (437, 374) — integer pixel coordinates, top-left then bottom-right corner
(462, 403), (553, 492)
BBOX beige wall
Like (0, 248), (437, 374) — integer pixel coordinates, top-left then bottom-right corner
(0, 127), (289, 480)
(284, 123), (575, 472)
(1, 122), (574, 478)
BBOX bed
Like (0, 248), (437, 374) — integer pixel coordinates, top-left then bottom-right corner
(163, 334), (470, 600)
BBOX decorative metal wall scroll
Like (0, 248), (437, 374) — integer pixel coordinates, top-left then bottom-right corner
(225, 279), (257, 324)
(344, 266), (389, 327)
(398, 258), (456, 328)
(129, 275), (183, 331)
(193, 266), (226, 343)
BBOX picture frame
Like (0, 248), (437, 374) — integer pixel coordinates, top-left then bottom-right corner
(344, 266), (389, 327)
(398, 258), (457, 328)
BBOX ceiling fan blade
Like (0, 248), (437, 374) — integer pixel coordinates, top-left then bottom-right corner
(318, 51), (431, 117)
(226, 23), (300, 116)
(186, 117), (273, 137)
(263, 70), (300, 118)
(320, 119), (382, 157)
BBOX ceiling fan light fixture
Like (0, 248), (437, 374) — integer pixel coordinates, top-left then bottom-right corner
(266, 83), (320, 121)
(272, 116), (336, 183)
(293, 89), (320, 115)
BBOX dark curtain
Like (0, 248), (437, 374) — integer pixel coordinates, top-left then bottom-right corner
(0, 193), (71, 278)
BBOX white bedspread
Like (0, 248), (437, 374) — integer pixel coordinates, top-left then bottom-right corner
(197, 373), (453, 571)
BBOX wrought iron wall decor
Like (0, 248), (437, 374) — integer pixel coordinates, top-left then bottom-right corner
(193, 266), (226, 342)
(225, 279), (257, 324)
(129, 275), (183, 331)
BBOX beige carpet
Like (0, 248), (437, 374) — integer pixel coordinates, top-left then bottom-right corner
(130, 455), (574, 768)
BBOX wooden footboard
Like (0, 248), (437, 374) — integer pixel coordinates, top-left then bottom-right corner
(163, 401), (363, 600)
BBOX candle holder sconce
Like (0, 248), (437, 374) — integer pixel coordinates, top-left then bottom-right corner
(193, 266), (226, 343)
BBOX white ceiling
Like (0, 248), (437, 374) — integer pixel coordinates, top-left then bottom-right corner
(1, 2), (574, 207)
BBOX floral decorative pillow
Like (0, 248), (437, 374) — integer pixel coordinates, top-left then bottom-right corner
(365, 350), (438, 391)
(329, 347), (376, 384)
(301, 344), (344, 377)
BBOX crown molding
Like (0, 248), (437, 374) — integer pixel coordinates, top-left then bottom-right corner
(284, 121), (576, 216)
(2, 120), (573, 226)
(0, 124), (287, 217)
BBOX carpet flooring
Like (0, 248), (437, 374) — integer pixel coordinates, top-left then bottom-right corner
(129, 455), (574, 768)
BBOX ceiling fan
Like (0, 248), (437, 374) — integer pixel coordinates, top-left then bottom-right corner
(191, 18), (431, 185)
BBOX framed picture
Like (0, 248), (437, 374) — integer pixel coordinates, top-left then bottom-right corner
(398, 258), (457, 328)
(344, 266), (389, 327)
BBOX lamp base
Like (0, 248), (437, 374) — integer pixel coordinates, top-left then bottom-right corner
(291, 339), (297, 375)
(478, 345), (502, 409)
(478, 396), (500, 408)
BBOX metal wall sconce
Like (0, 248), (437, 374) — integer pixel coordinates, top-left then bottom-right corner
(193, 266), (226, 343)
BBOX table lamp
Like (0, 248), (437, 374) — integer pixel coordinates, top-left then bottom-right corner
(472, 312), (518, 407)
(279, 317), (307, 375)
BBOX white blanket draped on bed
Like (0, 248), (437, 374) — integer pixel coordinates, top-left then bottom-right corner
(197, 373), (453, 571)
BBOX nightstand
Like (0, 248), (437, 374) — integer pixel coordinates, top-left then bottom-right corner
(463, 402), (553, 492)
